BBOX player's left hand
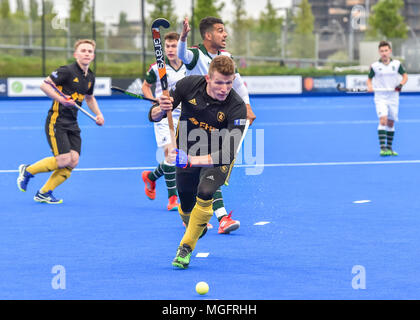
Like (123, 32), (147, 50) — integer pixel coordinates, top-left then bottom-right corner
(95, 114), (105, 126)
(173, 148), (191, 168)
(246, 104), (256, 125)
(395, 84), (403, 92)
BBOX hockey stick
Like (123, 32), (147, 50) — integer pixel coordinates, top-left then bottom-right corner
(111, 86), (158, 103)
(224, 119), (250, 186)
(336, 83), (396, 93)
(151, 18), (177, 148)
(44, 80), (97, 122)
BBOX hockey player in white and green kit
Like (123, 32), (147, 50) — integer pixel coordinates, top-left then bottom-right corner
(367, 41), (408, 156)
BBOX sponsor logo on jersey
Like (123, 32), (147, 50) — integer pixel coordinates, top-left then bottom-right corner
(217, 111), (225, 122)
(188, 98), (197, 105)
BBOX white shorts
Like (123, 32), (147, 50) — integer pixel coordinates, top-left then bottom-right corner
(154, 108), (180, 148)
(375, 99), (399, 121)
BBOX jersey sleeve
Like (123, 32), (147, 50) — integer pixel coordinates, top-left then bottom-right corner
(398, 63), (407, 75)
(233, 73), (250, 104)
(168, 77), (187, 110)
(368, 66), (375, 79)
(50, 66), (70, 86)
(87, 77), (95, 95)
(145, 66), (157, 84)
(184, 48), (200, 70)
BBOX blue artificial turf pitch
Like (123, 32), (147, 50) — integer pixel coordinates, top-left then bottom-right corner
(1, 94), (420, 299)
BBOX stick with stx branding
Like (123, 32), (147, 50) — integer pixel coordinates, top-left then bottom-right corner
(44, 80), (97, 122)
(151, 18), (177, 148)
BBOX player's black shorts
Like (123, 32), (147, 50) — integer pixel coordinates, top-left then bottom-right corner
(176, 165), (231, 212)
(45, 120), (81, 156)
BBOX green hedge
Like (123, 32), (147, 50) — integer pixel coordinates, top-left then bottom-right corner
(0, 54), (366, 78)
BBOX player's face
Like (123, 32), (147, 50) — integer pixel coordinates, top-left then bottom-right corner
(209, 23), (227, 49)
(74, 43), (95, 66)
(379, 46), (391, 62)
(165, 39), (178, 62)
(205, 71), (235, 101)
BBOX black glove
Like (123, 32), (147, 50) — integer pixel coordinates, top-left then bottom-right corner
(395, 84), (403, 92)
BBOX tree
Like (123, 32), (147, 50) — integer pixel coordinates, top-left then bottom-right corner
(0, 0), (10, 19)
(290, 0), (315, 59)
(69, 0), (91, 23)
(193, 0), (224, 29)
(29, 0), (38, 21)
(231, 0), (248, 56)
(14, 0), (25, 19)
(146, 0), (178, 27)
(368, 0), (407, 39)
(255, 0), (283, 57)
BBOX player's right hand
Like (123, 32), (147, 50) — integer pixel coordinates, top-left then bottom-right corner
(158, 95), (173, 112)
(180, 17), (190, 41)
(59, 96), (77, 107)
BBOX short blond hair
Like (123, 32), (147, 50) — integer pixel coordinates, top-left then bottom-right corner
(208, 55), (235, 77)
(74, 39), (96, 51)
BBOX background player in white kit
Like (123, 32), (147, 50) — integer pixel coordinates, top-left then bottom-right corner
(177, 16), (256, 234)
(142, 32), (186, 211)
(367, 41), (408, 156)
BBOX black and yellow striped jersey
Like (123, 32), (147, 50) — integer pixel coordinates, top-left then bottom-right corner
(48, 62), (95, 125)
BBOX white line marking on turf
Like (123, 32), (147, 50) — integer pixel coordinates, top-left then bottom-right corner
(2, 160), (420, 173)
(254, 221), (271, 226)
(353, 200), (371, 204)
(196, 252), (210, 258)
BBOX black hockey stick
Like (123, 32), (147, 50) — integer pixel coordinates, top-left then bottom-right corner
(151, 18), (176, 147)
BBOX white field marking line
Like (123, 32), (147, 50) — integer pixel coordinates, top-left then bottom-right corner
(254, 221), (271, 226)
(353, 200), (371, 204)
(196, 252), (210, 258)
(2, 160), (420, 174)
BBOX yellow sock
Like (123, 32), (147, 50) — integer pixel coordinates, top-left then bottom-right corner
(26, 157), (58, 175)
(40, 167), (72, 193)
(178, 206), (191, 226)
(180, 197), (213, 250)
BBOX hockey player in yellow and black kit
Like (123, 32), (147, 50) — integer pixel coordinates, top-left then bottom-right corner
(17, 39), (104, 204)
(149, 55), (247, 269)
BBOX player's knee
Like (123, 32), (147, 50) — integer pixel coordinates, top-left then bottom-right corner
(55, 153), (72, 168)
(197, 185), (217, 201)
(70, 151), (80, 168)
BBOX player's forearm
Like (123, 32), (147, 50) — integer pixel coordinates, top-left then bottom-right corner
(401, 73), (408, 85)
(85, 96), (102, 116)
(233, 74), (250, 104)
(40, 81), (64, 102)
(149, 105), (165, 122)
(367, 78), (373, 90)
(142, 82), (155, 101)
(189, 154), (213, 167)
(177, 40), (193, 64)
